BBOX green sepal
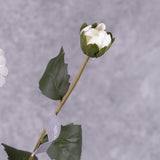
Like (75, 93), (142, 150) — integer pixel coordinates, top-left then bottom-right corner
(39, 47), (70, 100)
(1, 143), (38, 160)
(96, 32), (115, 57)
(80, 22), (88, 32)
(96, 46), (107, 57)
(80, 32), (87, 54)
(47, 124), (82, 160)
(80, 32), (99, 57)
(86, 44), (99, 57)
(107, 32), (115, 44)
(104, 32), (115, 52)
(91, 23), (97, 28)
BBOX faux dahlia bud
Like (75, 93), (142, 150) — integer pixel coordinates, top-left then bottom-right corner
(80, 22), (115, 57)
(0, 49), (8, 87)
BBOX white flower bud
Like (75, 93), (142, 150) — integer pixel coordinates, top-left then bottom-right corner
(82, 23), (111, 50)
(80, 22), (115, 58)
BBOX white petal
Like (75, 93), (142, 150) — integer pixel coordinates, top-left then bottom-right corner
(87, 36), (103, 49)
(0, 55), (6, 66)
(0, 76), (5, 87)
(80, 25), (92, 34)
(0, 49), (4, 56)
(85, 28), (99, 37)
(99, 31), (106, 38)
(96, 23), (106, 31)
(102, 34), (112, 48)
(0, 66), (8, 76)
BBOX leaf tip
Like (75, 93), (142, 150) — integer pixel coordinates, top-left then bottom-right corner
(1, 143), (5, 147)
(60, 46), (65, 55)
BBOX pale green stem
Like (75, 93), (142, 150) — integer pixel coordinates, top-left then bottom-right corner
(55, 56), (90, 115)
(29, 129), (46, 160)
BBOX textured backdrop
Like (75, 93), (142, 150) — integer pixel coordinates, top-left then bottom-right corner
(0, 0), (160, 160)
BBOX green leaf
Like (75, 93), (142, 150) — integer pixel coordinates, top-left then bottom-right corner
(1, 143), (38, 160)
(39, 47), (70, 100)
(47, 124), (82, 160)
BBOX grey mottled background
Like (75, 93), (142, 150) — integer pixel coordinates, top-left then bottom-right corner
(0, 0), (160, 160)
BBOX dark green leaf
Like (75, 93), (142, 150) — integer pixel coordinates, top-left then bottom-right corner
(39, 47), (70, 100)
(47, 124), (82, 160)
(1, 143), (38, 160)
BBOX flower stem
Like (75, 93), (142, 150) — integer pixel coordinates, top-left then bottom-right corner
(29, 56), (90, 160)
(29, 129), (46, 160)
(55, 56), (90, 115)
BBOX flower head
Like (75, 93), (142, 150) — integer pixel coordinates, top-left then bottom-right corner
(80, 22), (115, 57)
(0, 49), (8, 87)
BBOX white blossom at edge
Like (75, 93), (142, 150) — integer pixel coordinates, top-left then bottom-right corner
(0, 49), (8, 87)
